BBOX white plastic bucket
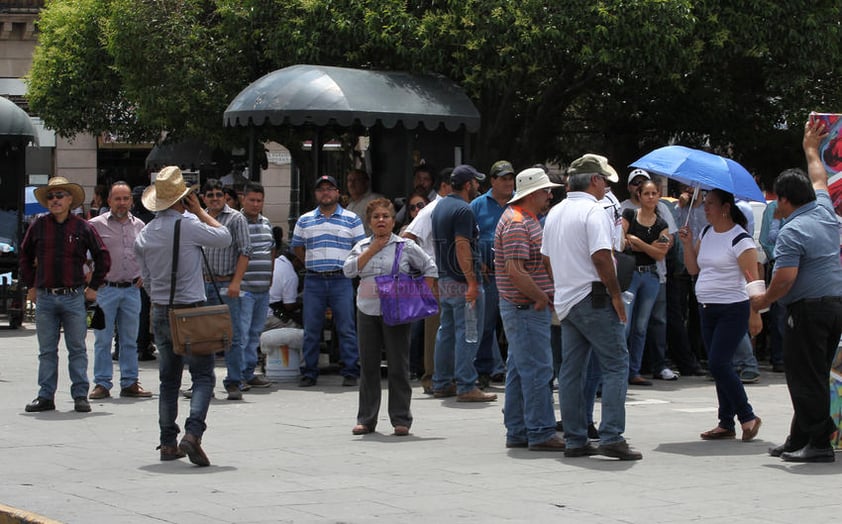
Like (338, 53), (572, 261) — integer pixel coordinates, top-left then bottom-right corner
(261, 328), (304, 381)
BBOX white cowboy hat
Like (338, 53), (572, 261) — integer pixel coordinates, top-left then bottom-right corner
(507, 168), (561, 204)
(141, 166), (196, 211)
(34, 177), (85, 209)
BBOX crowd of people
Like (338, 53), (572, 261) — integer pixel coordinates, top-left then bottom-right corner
(18, 119), (842, 466)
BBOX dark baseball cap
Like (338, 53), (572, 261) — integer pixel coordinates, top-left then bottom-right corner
(490, 160), (515, 178)
(314, 175), (339, 189)
(450, 164), (486, 185)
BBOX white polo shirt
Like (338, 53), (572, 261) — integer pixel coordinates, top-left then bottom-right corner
(403, 193), (443, 259)
(542, 191), (614, 320)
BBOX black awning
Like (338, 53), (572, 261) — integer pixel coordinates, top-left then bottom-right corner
(145, 139), (215, 171)
(0, 96), (37, 144)
(223, 64), (480, 132)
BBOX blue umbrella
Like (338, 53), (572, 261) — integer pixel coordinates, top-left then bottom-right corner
(629, 145), (765, 202)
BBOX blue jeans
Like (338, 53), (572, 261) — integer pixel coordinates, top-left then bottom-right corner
(433, 277), (484, 394)
(35, 288), (89, 399)
(499, 300), (556, 445)
(560, 294), (629, 447)
(698, 301), (756, 430)
(240, 290), (270, 382)
(205, 283), (243, 388)
(475, 275), (505, 376)
(645, 283), (669, 375)
(624, 270), (659, 378)
(152, 305), (215, 446)
(733, 333), (759, 374)
(300, 275), (359, 379)
(93, 285), (141, 390)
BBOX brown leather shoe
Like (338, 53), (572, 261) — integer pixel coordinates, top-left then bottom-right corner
(178, 434), (210, 467)
(456, 388), (497, 402)
(529, 435), (566, 452)
(120, 382), (153, 398)
(433, 384), (457, 398)
(158, 444), (186, 461)
(89, 385), (110, 400)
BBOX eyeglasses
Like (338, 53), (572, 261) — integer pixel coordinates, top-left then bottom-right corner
(543, 188), (553, 195)
(315, 186), (338, 193)
(204, 192), (225, 198)
(46, 192), (68, 200)
(409, 202), (426, 211)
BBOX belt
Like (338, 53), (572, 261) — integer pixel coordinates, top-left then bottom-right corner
(153, 302), (204, 309)
(792, 296), (842, 307)
(105, 278), (139, 288)
(41, 287), (81, 295)
(204, 274), (233, 283)
(635, 264), (657, 273)
(306, 269), (344, 277)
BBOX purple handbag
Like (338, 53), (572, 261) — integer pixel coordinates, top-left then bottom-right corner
(375, 242), (438, 326)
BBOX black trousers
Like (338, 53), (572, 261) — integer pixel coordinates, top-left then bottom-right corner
(356, 310), (413, 430)
(783, 298), (842, 448)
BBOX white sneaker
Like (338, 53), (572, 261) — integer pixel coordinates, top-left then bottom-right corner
(657, 368), (679, 381)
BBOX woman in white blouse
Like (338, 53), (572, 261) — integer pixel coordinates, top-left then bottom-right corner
(344, 199), (437, 437)
(679, 189), (762, 442)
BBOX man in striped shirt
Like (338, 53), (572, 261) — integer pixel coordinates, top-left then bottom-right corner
(292, 175), (365, 387)
(239, 182), (275, 388)
(495, 168), (564, 451)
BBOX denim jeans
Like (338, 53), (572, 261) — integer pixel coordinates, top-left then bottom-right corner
(433, 277), (484, 394)
(644, 282), (669, 375)
(93, 285), (141, 390)
(499, 300), (556, 445)
(240, 290), (270, 382)
(300, 275), (359, 379)
(624, 270), (660, 379)
(35, 288), (89, 399)
(698, 301), (756, 430)
(206, 283), (243, 387)
(152, 305), (215, 446)
(475, 275), (505, 376)
(732, 334), (759, 374)
(560, 295), (629, 447)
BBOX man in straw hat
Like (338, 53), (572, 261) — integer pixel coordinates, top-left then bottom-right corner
(494, 167), (565, 451)
(134, 166), (231, 466)
(21, 176), (111, 414)
(542, 154), (642, 460)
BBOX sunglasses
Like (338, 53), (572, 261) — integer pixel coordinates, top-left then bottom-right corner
(204, 192), (225, 198)
(409, 202), (426, 211)
(46, 192), (69, 201)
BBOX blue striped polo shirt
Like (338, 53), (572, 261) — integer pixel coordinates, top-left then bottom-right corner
(291, 204), (365, 272)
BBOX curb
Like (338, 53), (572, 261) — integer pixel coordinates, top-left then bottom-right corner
(0, 504), (62, 524)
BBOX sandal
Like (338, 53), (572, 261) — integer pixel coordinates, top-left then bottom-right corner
(741, 416), (762, 442)
(700, 427), (736, 440)
(393, 425), (410, 436)
(352, 424), (373, 435)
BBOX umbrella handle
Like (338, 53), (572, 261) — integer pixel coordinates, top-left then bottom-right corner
(683, 186), (701, 228)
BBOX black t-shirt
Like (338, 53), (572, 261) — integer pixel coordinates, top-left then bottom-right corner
(623, 208), (667, 266)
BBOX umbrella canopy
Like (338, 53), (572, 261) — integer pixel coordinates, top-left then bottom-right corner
(223, 64), (480, 132)
(0, 96), (37, 146)
(630, 145), (764, 202)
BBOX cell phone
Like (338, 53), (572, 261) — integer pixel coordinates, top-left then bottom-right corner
(658, 235), (670, 243)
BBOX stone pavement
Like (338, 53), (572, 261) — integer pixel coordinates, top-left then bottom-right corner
(0, 322), (840, 524)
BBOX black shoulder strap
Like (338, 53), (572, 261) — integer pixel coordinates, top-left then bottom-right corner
(168, 219), (181, 307)
(701, 225), (711, 239)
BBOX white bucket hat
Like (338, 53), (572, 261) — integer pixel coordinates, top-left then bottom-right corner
(507, 168), (562, 204)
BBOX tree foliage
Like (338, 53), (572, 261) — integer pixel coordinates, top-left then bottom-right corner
(26, 0), (842, 183)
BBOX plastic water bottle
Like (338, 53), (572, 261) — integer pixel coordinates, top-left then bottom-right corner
(464, 301), (478, 343)
(621, 290), (635, 305)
